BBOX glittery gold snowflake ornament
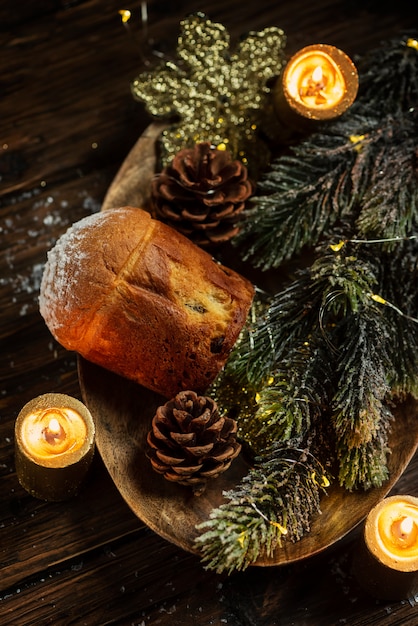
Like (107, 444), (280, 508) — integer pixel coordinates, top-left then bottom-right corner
(131, 13), (286, 169)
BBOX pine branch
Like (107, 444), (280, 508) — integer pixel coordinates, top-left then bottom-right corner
(253, 339), (332, 442)
(225, 272), (325, 387)
(356, 34), (418, 115)
(330, 306), (394, 489)
(193, 36), (418, 574)
(227, 244), (379, 387)
(328, 239), (418, 488)
(332, 310), (391, 449)
(235, 135), (357, 269)
(236, 112), (396, 269)
(355, 110), (418, 242)
(375, 243), (418, 397)
(337, 416), (392, 491)
(195, 442), (329, 574)
(224, 244), (407, 492)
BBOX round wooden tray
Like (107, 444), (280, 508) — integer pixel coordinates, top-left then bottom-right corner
(78, 123), (418, 566)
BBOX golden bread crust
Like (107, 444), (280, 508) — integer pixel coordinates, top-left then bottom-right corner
(39, 207), (254, 397)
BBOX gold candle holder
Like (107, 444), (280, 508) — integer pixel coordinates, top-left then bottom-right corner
(15, 393), (95, 501)
(353, 495), (418, 600)
(273, 44), (358, 135)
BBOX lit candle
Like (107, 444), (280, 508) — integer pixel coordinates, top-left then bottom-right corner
(353, 495), (418, 600)
(15, 393), (95, 501)
(273, 44), (358, 135)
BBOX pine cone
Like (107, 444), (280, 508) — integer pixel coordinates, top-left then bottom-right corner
(151, 142), (253, 246)
(146, 390), (241, 495)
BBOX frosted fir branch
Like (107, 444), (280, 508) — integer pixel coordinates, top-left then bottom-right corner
(330, 307), (393, 492)
(226, 245), (379, 390)
(195, 443), (329, 574)
(355, 111), (418, 243)
(254, 340), (333, 442)
(336, 409), (392, 491)
(194, 36), (418, 575)
(236, 85), (418, 272)
(236, 152), (357, 269)
(235, 113), (383, 270)
(372, 242), (418, 397)
(225, 272), (325, 387)
(355, 34), (418, 115)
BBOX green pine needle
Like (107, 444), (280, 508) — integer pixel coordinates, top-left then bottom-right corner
(235, 136), (359, 269)
(227, 245), (380, 389)
(254, 341), (332, 441)
(376, 244), (418, 396)
(355, 112), (418, 242)
(193, 35), (418, 575)
(195, 444), (329, 574)
(332, 309), (391, 441)
(336, 412), (392, 491)
(356, 35), (418, 114)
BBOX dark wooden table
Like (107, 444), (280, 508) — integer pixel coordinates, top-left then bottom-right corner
(2, 1), (418, 624)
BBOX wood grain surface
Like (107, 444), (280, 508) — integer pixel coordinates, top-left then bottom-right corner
(79, 356), (418, 566)
(1, 1), (418, 625)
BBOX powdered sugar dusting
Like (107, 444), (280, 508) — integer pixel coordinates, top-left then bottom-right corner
(39, 209), (129, 338)
(39, 212), (103, 334)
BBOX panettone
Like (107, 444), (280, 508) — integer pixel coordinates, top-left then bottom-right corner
(39, 206), (254, 398)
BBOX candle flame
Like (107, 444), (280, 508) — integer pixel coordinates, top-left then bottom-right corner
(48, 417), (61, 435)
(43, 414), (66, 445)
(399, 515), (414, 537)
(311, 65), (323, 83)
(299, 64), (328, 104)
(388, 513), (418, 551)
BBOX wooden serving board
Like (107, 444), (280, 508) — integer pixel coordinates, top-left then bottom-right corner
(78, 123), (418, 565)
(78, 357), (418, 565)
